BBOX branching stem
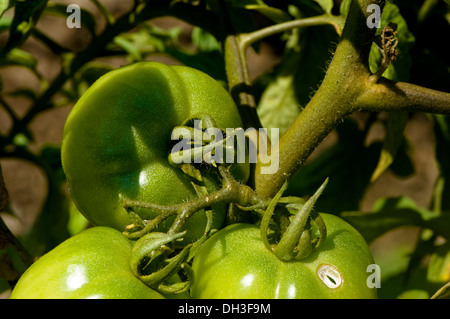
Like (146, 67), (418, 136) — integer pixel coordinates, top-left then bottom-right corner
(123, 166), (260, 239)
(253, 0), (450, 198)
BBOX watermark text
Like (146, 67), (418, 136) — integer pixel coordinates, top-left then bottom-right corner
(170, 120), (279, 174)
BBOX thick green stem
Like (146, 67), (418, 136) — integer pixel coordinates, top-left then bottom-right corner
(253, 0), (450, 199)
(224, 15), (345, 130)
(224, 35), (261, 130)
(225, 15), (346, 188)
(255, 0), (380, 198)
(168, 166), (258, 235)
(359, 78), (450, 114)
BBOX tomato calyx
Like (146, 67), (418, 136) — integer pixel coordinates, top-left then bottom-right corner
(121, 165), (257, 239)
(259, 178), (329, 261)
(121, 113), (259, 241)
(129, 231), (194, 295)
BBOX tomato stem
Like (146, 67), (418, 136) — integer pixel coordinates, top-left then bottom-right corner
(122, 200), (181, 239)
(254, 0), (450, 199)
(167, 166), (258, 236)
(122, 166), (260, 240)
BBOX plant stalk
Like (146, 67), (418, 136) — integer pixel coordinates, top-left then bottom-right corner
(253, 0), (450, 198)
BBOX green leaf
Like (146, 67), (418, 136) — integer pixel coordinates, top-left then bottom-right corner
(168, 27), (226, 81)
(257, 72), (300, 139)
(257, 29), (302, 139)
(433, 114), (450, 211)
(397, 289), (429, 299)
(368, 2), (415, 182)
(373, 233), (430, 299)
(342, 199), (424, 243)
(370, 112), (409, 182)
(339, 0), (351, 18)
(0, 47), (36, 68)
(369, 2), (416, 81)
(113, 35), (142, 61)
(0, 0), (11, 18)
(191, 27), (221, 52)
(0, 14), (12, 32)
(341, 196), (450, 244)
(109, 24), (183, 62)
(427, 243), (450, 290)
(0, 48), (42, 80)
(240, 0), (292, 23)
(313, 0), (333, 14)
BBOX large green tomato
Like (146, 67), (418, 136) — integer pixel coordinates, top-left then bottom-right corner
(10, 227), (165, 299)
(61, 62), (248, 243)
(191, 213), (377, 299)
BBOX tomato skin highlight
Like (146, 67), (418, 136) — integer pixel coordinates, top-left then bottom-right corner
(191, 213), (377, 299)
(9, 226), (165, 299)
(61, 61), (249, 243)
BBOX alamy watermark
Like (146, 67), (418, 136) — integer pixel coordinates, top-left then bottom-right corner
(66, 4), (81, 29)
(67, 3), (383, 30)
(170, 120), (279, 175)
(367, 263), (381, 288)
(366, 4), (381, 29)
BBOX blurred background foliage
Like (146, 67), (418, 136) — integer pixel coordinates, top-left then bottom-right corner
(0, 0), (449, 298)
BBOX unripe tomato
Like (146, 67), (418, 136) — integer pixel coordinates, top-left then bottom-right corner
(61, 62), (248, 242)
(10, 227), (165, 299)
(191, 213), (377, 299)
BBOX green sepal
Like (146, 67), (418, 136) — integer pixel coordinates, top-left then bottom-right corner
(130, 231), (186, 279)
(274, 178), (328, 261)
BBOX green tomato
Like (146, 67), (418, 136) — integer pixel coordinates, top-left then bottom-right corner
(191, 213), (377, 299)
(61, 61), (248, 243)
(9, 227), (165, 299)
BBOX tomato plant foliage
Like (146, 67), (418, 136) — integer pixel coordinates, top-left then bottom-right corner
(0, 0), (450, 300)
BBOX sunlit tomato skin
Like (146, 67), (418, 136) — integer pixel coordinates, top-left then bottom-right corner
(191, 213), (377, 299)
(61, 61), (248, 243)
(9, 227), (165, 299)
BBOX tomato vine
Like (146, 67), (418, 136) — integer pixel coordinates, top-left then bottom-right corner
(1, 0), (449, 299)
